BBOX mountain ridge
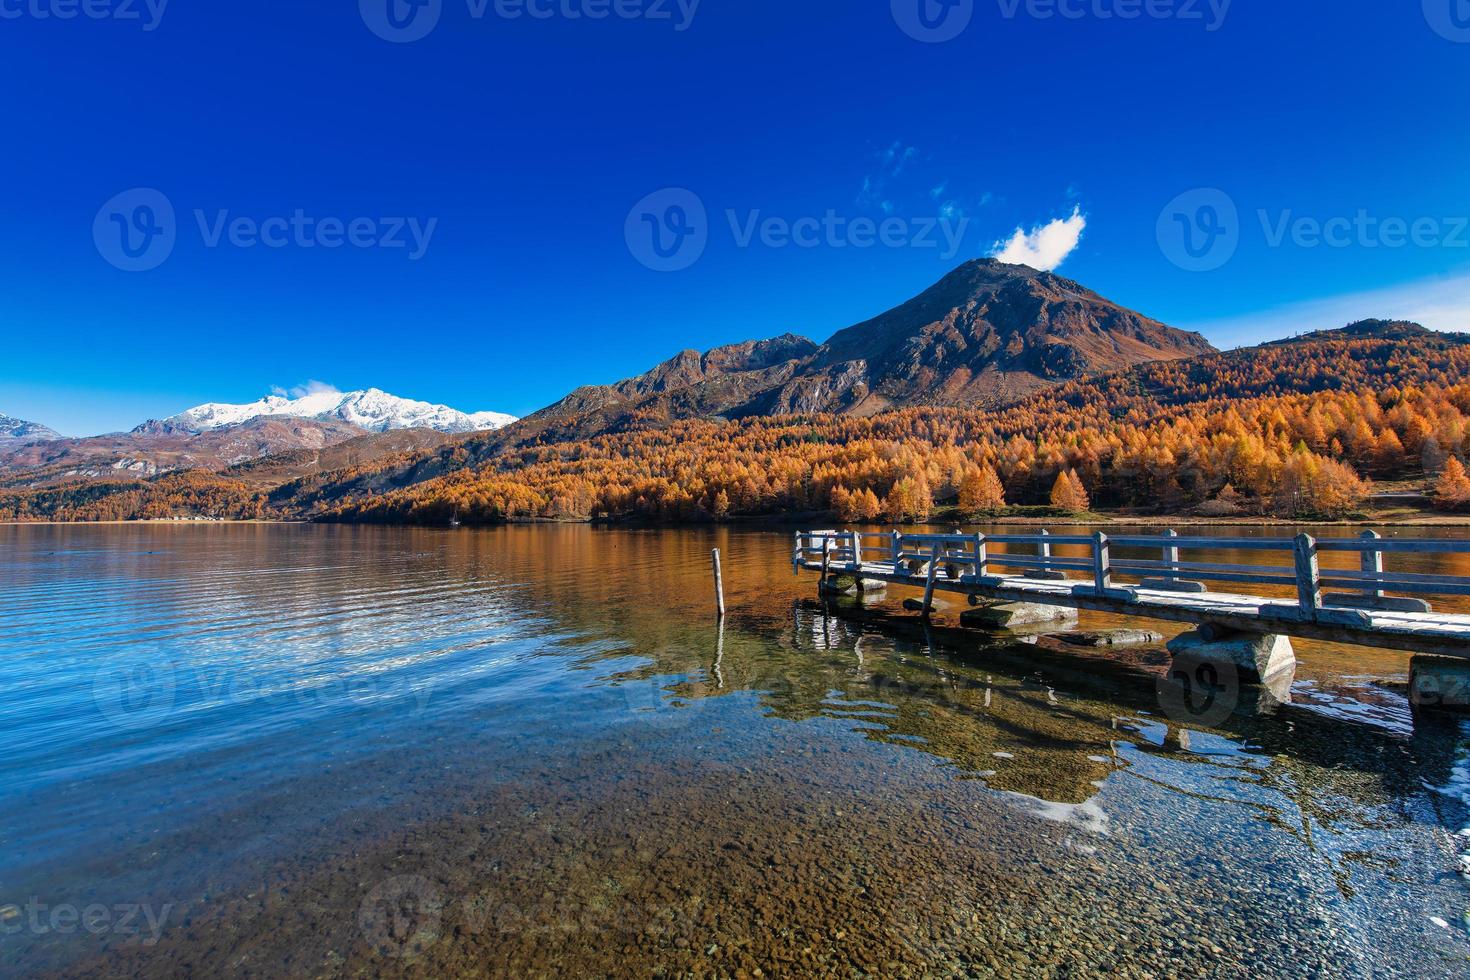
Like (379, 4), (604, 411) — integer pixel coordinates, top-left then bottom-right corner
(152, 387), (517, 436)
(495, 258), (1214, 447)
(0, 415), (60, 445)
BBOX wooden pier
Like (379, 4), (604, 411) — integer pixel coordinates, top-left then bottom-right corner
(794, 530), (1470, 660)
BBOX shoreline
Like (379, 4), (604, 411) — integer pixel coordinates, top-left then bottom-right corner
(7, 513), (1470, 530)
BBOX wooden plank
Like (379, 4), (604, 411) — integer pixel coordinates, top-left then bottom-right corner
(1093, 532), (1112, 592)
(1294, 534), (1323, 618)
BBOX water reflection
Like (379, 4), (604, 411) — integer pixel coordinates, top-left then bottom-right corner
(2, 524), (1468, 977)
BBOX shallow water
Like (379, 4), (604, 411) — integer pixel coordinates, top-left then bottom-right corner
(2, 523), (1469, 977)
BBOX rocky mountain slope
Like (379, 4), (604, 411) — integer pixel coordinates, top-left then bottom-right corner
(0, 415), (60, 446)
(774, 258), (1214, 413)
(0, 388), (515, 489)
(502, 259), (1213, 447)
(0, 417), (371, 489)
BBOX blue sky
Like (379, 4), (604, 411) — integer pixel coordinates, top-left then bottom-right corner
(3, 1), (1469, 435)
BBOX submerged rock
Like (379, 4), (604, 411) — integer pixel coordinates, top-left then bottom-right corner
(1057, 629), (1164, 648)
(960, 602), (1079, 630)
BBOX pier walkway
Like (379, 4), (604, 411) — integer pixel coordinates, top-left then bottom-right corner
(794, 530), (1470, 660)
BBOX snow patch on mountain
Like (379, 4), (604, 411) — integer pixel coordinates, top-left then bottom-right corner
(154, 389), (517, 435)
(0, 415), (61, 444)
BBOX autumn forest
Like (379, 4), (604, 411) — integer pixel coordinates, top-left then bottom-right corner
(6, 325), (1469, 526)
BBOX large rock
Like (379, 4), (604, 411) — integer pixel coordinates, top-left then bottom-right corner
(1409, 655), (1470, 713)
(960, 602), (1079, 630)
(1058, 629), (1165, 648)
(1166, 628), (1296, 685)
(819, 574), (885, 596)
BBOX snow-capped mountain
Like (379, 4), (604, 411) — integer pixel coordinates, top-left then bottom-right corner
(0, 415), (61, 445)
(150, 389), (517, 435)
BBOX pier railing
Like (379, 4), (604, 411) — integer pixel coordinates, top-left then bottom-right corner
(794, 529), (1470, 618)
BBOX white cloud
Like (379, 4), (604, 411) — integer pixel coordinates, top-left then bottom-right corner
(990, 207), (1086, 271)
(1181, 269), (1470, 348)
(271, 380), (341, 399)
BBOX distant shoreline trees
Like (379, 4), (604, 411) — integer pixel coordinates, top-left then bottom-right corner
(6, 333), (1468, 525)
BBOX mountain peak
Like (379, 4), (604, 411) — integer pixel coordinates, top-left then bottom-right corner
(804, 257), (1215, 411)
(0, 415), (61, 445)
(150, 389), (517, 436)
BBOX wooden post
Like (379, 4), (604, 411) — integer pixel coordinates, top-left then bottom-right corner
(851, 531), (863, 572)
(792, 531), (802, 577)
(1361, 530), (1384, 598)
(1163, 529), (1180, 584)
(1093, 532), (1112, 593)
(922, 542), (941, 618)
(973, 533), (988, 581)
(891, 530), (903, 575)
(711, 549), (726, 620)
(1039, 529), (1052, 576)
(821, 538), (832, 590)
(1294, 533), (1322, 617)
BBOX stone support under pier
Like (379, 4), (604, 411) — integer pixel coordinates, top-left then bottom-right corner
(960, 600), (1079, 630)
(1166, 625), (1297, 687)
(1409, 655), (1470, 713)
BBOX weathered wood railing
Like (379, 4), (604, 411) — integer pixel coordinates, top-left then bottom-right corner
(794, 528), (1470, 625)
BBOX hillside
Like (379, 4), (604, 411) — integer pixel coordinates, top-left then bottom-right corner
(14, 318), (1439, 526)
(0, 416), (370, 490)
(7, 305), (1466, 525)
(0, 415), (60, 446)
(773, 258), (1215, 414)
(486, 259), (1211, 449)
(283, 321), (1464, 526)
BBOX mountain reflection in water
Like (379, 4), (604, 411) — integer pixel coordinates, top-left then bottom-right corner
(1, 524), (1468, 978)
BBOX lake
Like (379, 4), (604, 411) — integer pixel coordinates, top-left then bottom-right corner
(2, 523), (1469, 977)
